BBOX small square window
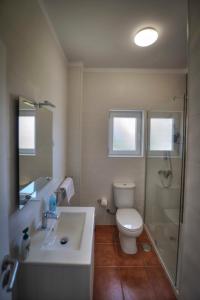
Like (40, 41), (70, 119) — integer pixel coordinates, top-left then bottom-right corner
(148, 112), (182, 157)
(113, 117), (136, 151)
(150, 118), (173, 151)
(108, 110), (143, 157)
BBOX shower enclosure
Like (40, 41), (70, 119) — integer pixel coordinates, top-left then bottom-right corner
(145, 104), (186, 287)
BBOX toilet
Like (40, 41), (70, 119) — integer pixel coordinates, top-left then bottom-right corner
(113, 182), (143, 254)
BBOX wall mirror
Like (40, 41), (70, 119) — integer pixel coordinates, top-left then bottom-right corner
(17, 96), (53, 209)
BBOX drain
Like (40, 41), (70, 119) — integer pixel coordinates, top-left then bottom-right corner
(60, 237), (69, 245)
(142, 243), (152, 252)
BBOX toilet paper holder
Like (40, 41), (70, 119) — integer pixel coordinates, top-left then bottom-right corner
(97, 198), (116, 215)
(97, 197), (107, 207)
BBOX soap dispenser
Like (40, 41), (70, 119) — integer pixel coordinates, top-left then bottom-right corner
(20, 227), (31, 261)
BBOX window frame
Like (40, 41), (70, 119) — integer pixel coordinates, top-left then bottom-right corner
(147, 111), (182, 158)
(19, 109), (36, 156)
(108, 110), (144, 157)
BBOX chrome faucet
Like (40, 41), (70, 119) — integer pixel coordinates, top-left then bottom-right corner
(41, 210), (58, 229)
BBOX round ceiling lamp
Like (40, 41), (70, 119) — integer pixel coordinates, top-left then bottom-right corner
(134, 27), (158, 47)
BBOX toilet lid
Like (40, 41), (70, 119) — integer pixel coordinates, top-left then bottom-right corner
(113, 182), (136, 189)
(116, 209), (143, 231)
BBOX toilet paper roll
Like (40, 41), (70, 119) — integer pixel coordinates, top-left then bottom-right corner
(100, 197), (108, 207)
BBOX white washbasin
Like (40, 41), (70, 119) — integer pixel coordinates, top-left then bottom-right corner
(19, 206), (95, 300)
(27, 206), (95, 265)
(42, 212), (86, 251)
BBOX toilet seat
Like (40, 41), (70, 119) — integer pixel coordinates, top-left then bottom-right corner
(116, 208), (143, 232)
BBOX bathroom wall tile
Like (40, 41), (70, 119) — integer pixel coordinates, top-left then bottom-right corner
(180, 204), (200, 299)
(186, 114), (200, 164)
(184, 161), (200, 214)
(188, 78), (200, 116)
(93, 267), (123, 300)
(146, 266), (177, 300)
(120, 267), (155, 300)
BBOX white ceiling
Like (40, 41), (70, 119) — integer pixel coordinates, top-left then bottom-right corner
(43, 0), (187, 68)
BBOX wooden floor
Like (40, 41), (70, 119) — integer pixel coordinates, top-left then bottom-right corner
(93, 225), (176, 300)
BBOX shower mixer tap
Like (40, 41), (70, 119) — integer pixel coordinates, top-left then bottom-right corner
(158, 169), (172, 178)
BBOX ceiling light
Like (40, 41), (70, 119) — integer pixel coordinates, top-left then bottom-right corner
(134, 28), (158, 47)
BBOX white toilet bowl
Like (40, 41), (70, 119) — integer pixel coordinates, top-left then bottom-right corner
(116, 208), (143, 254)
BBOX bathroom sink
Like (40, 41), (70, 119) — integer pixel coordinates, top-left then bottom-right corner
(27, 206), (95, 265)
(42, 211), (86, 250)
(18, 206), (95, 300)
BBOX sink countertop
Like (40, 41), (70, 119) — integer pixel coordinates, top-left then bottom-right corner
(25, 206), (95, 266)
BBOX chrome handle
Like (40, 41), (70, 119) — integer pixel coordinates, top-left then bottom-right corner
(1, 255), (19, 292)
(7, 259), (19, 292)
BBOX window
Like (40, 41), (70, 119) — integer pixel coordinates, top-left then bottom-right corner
(150, 118), (173, 151)
(108, 110), (143, 157)
(148, 112), (182, 157)
(19, 110), (36, 155)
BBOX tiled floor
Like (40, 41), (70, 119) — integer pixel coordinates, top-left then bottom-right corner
(93, 225), (177, 300)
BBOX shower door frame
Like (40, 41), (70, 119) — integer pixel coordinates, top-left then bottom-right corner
(143, 93), (188, 291)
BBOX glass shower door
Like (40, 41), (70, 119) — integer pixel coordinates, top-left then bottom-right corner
(145, 111), (183, 284)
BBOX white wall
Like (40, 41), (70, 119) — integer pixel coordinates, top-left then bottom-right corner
(20, 108), (53, 185)
(0, 0), (68, 254)
(0, 39), (11, 300)
(67, 64), (83, 205)
(68, 68), (186, 224)
(180, 0), (200, 298)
